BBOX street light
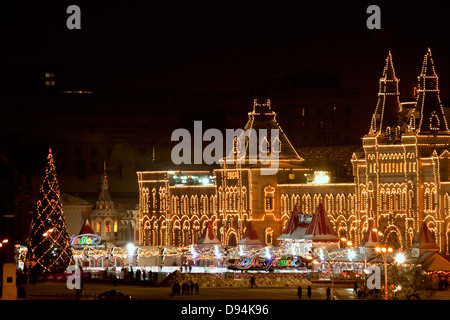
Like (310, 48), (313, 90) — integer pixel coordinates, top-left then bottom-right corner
(0, 239), (8, 248)
(394, 252), (406, 265)
(375, 245), (393, 300)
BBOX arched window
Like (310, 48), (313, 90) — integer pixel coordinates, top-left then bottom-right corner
(265, 227), (273, 246)
(431, 189), (437, 211)
(242, 187), (247, 211)
(264, 186), (275, 212)
(105, 220), (111, 234)
(424, 189), (431, 211)
(430, 111), (440, 130)
(201, 195), (208, 215)
(381, 189), (386, 210)
(142, 188), (149, 213)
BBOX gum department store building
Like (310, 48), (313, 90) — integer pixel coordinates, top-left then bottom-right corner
(137, 49), (450, 255)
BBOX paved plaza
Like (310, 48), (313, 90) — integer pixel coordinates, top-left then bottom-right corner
(22, 280), (450, 301)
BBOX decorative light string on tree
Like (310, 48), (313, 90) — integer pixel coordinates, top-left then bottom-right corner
(30, 148), (73, 273)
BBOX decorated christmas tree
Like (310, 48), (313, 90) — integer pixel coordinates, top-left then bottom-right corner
(30, 149), (73, 273)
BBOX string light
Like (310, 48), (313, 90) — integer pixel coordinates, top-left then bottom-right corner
(135, 50), (450, 258)
(30, 149), (73, 273)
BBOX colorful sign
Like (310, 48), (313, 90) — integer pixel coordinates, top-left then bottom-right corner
(70, 234), (101, 248)
(228, 256), (304, 271)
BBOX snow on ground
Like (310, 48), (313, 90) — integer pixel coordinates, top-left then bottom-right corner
(161, 270), (312, 288)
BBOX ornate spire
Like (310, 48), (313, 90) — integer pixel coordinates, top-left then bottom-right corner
(240, 99), (303, 162)
(415, 48), (449, 133)
(369, 52), (401, 134)
(96, 161), (113, 208)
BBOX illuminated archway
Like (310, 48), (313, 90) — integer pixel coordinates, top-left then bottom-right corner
(384, 226), (402, 249)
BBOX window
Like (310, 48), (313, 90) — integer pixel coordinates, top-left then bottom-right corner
(114, 220), (118, 233)
(265, 228), (273, 246)
(90, 148), (98, 157)
(330, 106), (337, 117)
(345, 107), (351, 116)
(105, 221), (111, 233)
(264, 186), (275, 212)
(301, 106), (309, 117)
(45, 72), (55, 86)
(265, 197), (273, 211)
(430, 111), (440, 130)
(96, 220), (101, 233)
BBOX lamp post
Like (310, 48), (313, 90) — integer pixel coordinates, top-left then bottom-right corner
(375, 245), (393, 300)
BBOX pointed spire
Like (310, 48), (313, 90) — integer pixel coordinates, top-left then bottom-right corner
(415, 48), (449, 133)
(370, 51), (401, 134)
(101, 161), (109, 192)
(96, 161), (113, 207)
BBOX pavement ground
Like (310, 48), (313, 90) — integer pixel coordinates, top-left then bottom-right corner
(22, 280), (450, 300)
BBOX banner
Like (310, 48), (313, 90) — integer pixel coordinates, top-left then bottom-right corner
(228, 256), (304, 271)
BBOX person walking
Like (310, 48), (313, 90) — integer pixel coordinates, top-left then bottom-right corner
(307, 285), (312, 299)
(112, 274), (118, 287)
(297, 286), (302, 299)
(250, 276), (256, 288)
(171, 283), (177, 297)
(136, 269), (141, 282)
(195, 282), (199, 295)
(326, 287), (331, 300)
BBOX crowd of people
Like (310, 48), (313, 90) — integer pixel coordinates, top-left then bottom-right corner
(171, 281), (200, 296)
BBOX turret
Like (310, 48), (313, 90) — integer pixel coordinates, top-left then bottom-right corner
(369, 52), (401, 135)
(415, 48), (449, 133)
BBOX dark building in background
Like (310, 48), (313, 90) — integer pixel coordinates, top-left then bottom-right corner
(0, 61), (366, 243)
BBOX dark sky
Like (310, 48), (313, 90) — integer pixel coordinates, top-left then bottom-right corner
(2, 1), (450, 100)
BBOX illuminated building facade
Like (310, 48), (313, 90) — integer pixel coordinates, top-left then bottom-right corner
(138, 49), (450, 255)
(91, 164), (139, 246)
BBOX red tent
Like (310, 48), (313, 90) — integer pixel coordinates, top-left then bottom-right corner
(413, 221), (439, 251)
(278, 203), (310, 241)
(238, 221), (265, 247)
(281, 203), (302, 235)
(78, 218), (95, 235)
(359, 221), (382, 248)
(196, 221), (221, 248)
(304, 203), (339, 243)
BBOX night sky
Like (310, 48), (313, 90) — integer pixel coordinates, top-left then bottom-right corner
(3, 1), (450, 103)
